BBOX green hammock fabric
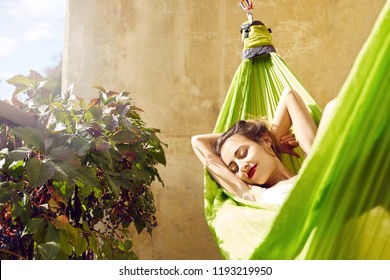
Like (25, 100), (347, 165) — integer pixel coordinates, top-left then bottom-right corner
(204, 2), (389, 260)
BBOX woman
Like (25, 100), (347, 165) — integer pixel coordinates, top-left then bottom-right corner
(192, 88), (335, 205)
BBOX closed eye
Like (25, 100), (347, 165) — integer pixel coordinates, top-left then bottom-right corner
(228, 162), (238, 173)
(239, 149), (248, 159)
(228, 146), (248, 173)
(236, 145), (248, 159)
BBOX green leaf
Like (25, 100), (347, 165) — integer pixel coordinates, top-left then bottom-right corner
(92, 207), (104, 219)
(74, 235), (88, 256)
(82, 221), (90, 232)
(132, 164), (152, 184)
(59, 224), (78, 255)
(130, 105), (144, 112)
(99, 149), (115, 170)
(6, 74), (32, 87)
(26, 218), (46, 243)
(135, 220), (146, 234)
(74, 178), (87, 194)
(69, 137), (92, 157)
(19, 203), (33, 225)
(102, 96), (116, 106)
(48, 146), (81, 167)
(10, 127), (45, 152)
(73, 95), (86, 109)
(78, 166), (99, 187)
(83, 111), (94, 123)
(119, 91), (131, 98)
(31, 87), (51, 106)
(148, 148), (166, 166)
(0, 183), (15, 203)
(92, 85), (106, 93)
(88, 236), (98, 254)
(106, 175), (120, 197)
(59, 231), (73, 256)
(99, 91), (107, 103)
(102, 115), (119, 132)
(62, 83), (74, 100)
(6, 160), (24, 179)
(50, 160), (78, 186)
(45, 223), (60, 243)
(53, 181), (73, 201)
(121, 239), (133, 251)
(5, 150), (27, 164)
(127, 110), (141, 120)
(4, 147), (31, 167)
(102, 241), (112, 259)
(87, 106), (103, 121)
(53, 109), (71, 124)
(111, 130), (139, 143)
(115, 103), (128, 116)
(86, 98), (100, 110)
(25, 157), (55, 188)
(38, 242), (68, 260)
(11, 196), (25, 218)
(47, 135), (69, 150)
(121, 118), (142, 136)
(28, 70), (45, 85)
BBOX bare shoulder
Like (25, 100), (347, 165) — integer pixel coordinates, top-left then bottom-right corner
(324, 98), (338, 113)
(318, 98), (338, 134)
(272, 176), (297, 188)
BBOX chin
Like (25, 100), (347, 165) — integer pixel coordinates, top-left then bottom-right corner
(251, 178), (266, 186)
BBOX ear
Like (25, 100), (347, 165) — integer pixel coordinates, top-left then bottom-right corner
(260, 134), (272, 148)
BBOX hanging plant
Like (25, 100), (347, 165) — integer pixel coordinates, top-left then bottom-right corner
(0, 71), (166, 259)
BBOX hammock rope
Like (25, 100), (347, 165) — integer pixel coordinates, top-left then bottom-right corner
(204, 2), (389, 260)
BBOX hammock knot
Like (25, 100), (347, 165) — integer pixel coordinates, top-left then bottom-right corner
(241, 20), (276, 59)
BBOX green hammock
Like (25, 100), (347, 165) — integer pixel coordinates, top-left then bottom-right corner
(204, 2), (389, 260)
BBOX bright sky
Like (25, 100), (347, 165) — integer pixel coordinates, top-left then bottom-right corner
(0, 0), (65, 100)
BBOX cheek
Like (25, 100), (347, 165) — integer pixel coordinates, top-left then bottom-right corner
(249, 147), (265, 161)
(237, 173), (251, 184)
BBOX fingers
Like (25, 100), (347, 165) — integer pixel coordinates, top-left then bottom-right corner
(288, 150), (301, 158)
(288, 140), (299, 147)
(280, 134), (299, 148)
(280, 133), (295, 142)
(282, 147), (300, 158)
(279, 132), (300, 157)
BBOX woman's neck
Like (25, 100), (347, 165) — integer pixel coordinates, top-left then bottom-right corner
(265, 161), (294, 188)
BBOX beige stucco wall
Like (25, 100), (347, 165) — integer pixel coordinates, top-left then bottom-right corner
(62, 0), (386, 259)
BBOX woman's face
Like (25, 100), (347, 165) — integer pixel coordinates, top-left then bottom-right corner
(220, 134), (278, 185)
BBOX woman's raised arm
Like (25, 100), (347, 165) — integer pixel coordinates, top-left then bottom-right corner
(271, 89), (317, 156)
(191, 134), (255, 201)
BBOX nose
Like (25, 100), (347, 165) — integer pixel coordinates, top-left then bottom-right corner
(239, 162), (250, 174)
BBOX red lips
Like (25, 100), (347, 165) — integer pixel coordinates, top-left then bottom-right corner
(247, 164), (257, 179)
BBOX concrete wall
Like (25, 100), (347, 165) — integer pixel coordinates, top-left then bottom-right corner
(62, 0), (386, 259)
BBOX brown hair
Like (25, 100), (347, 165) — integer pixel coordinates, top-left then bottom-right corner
(215, 120), (281, 159)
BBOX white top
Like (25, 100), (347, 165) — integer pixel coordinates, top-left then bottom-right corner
(250, 177), (296, 206)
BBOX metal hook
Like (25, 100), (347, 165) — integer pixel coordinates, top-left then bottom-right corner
(239, 0), (254, 22)
(239, 0), (253, 12)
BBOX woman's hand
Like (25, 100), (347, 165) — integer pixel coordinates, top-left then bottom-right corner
(279, 132), (300, 157)
(271, 89), (317, 156)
